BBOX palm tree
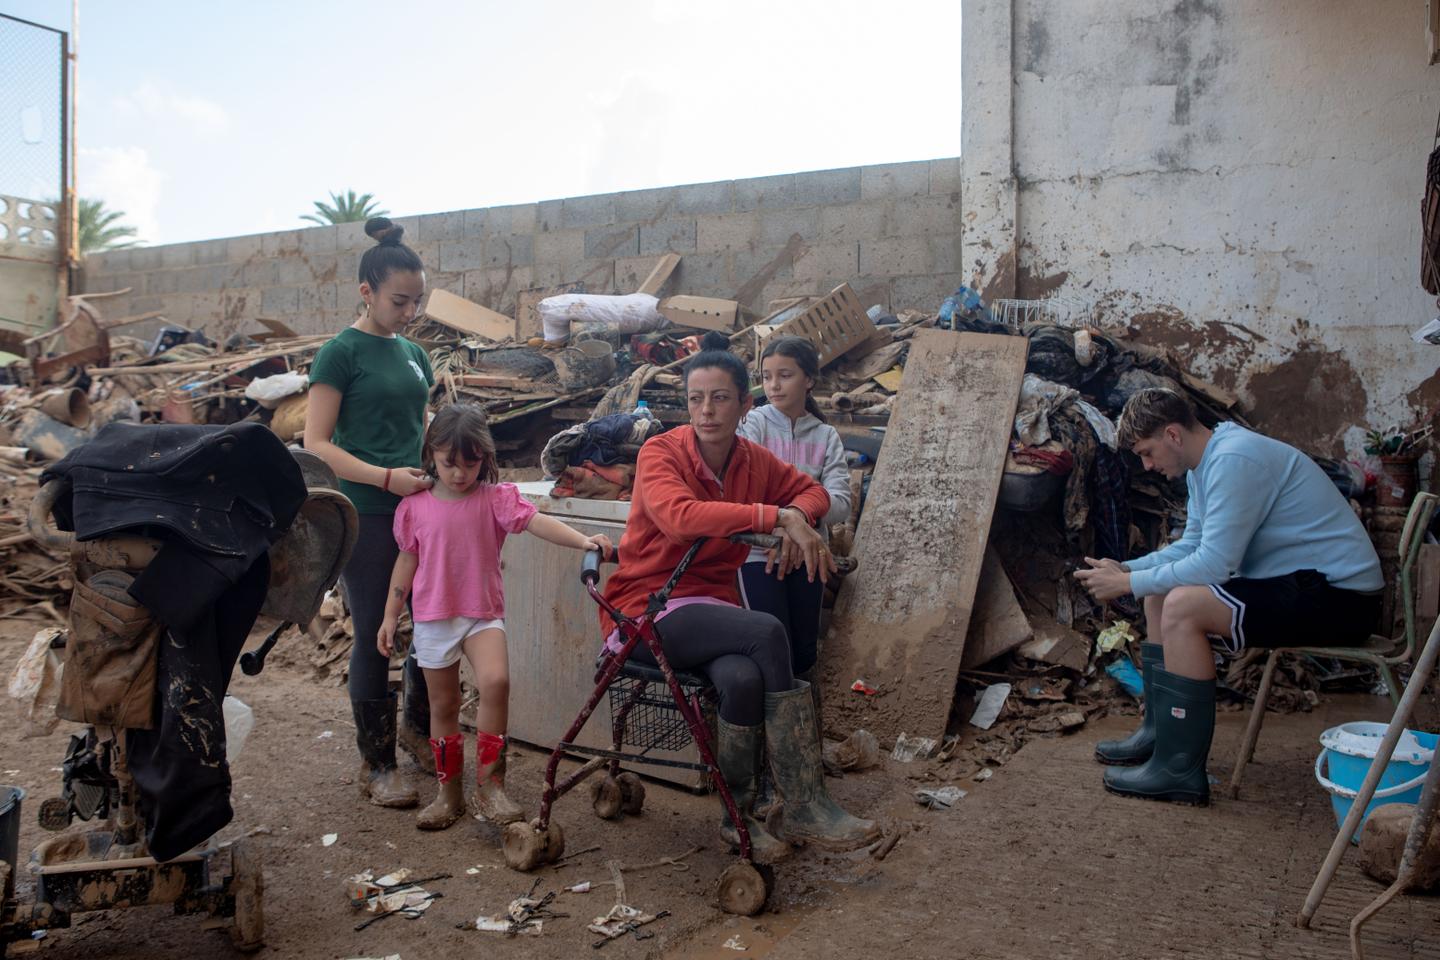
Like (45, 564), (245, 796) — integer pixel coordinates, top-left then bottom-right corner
(301, 190), (387, 225)
(77, 198), (140, 256)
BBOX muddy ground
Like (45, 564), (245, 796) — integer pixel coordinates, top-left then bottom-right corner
(2, 618), (1438, 959)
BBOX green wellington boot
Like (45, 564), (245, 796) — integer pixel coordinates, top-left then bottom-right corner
(1102, 667), (1215, 806)
(716, 718), (792, 864)
(1094, 642), (1164, 766)
(764, 682), (881, 850)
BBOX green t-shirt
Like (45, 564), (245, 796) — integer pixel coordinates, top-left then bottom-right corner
(308, 327), (433, 515)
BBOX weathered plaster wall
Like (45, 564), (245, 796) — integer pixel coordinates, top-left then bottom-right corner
(79, 159), (962, 343)
(965, 0), (1440, 455)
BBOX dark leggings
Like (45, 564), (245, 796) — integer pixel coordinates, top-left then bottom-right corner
(634, 603), (795, 726)
(342, 512), (428, 722)
(738, 562), (824, 675)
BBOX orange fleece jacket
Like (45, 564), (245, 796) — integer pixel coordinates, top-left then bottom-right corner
(600, 425), (831, 633)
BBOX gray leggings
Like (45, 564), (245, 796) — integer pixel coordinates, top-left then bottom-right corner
(634, 603), (795, 726)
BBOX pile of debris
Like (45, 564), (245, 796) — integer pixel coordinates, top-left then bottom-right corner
(0, 261), (1410, 734)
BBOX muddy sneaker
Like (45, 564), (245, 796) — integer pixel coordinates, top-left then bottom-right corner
(473, 731), (525, 825)
(417, 734), (467, 830)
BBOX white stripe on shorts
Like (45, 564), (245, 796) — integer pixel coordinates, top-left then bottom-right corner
(1207, 584), (1246, 655)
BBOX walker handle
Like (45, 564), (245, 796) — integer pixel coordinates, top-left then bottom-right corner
(728, 532), (858, 575)
(581, 548), (603, 586)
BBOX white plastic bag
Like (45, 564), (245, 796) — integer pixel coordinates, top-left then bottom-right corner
(223, 696), (255, 762)
(537, 293), (664, 342)
(244, 371), (309, 409)
(7, 627), (65, 738)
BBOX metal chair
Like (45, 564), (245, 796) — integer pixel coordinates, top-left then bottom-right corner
(1227, 491), (1440, 799)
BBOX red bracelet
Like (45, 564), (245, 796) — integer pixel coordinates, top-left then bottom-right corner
(383, 468), (393, 493)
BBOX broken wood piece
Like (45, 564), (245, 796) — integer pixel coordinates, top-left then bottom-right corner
(958, 548), (1034, 670)
(771, 283), (878, 368)
(636, 254), (681, 297)
(823, 330), (1029, 742)
(458, 374), (557, 393)
(872, 367), (904, 392)
(656, 295), (738, 332)
(832, 390), (886, 412)
(424, 289), (515, 342)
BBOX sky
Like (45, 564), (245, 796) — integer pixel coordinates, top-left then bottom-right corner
(1, 1), (961, 247)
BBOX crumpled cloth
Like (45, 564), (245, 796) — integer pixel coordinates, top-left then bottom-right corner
(1014, 374), (1079, 446)
(551, 461), (636, 500)
(541, 412), (663, 478)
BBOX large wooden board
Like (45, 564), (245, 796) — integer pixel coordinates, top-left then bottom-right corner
(822, 330), (1028, 741)
(424, 288), (515, 342)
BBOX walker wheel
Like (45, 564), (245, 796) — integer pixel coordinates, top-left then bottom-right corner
(38, 797), (71, 832)
(227, 839), (265, 952)
(715, 861), (772, 916)
(540, 819), (565, 863)
(502, 821), (546, 872)
(617, 772), (645, 815)
(590, 776), (624, 820)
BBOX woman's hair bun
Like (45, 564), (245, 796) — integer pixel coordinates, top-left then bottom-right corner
(364, 216), (404, 246)
(699, 331), (731, 352)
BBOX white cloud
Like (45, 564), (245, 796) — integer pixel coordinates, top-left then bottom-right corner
(111, 81), (230, 139)
(78, 146), (164, 244)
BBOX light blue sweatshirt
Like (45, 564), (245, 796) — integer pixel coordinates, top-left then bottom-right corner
(1127, 423), (1383, 598)
(737, 403), (851, 562)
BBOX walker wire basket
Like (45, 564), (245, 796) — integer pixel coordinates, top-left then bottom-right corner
(606, 673), (708, 753)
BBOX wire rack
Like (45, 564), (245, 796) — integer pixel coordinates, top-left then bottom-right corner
(990, 295), (1097, 331)
(606, 674), (706, 752)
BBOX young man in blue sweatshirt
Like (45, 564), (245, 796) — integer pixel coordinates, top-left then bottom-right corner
(1074, 389), (1382, 805)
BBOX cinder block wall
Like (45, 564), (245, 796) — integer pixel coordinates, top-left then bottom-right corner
(81, 159), (961, 339)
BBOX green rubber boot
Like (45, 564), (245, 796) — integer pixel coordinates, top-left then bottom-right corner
(716, 718), (792, 864)
(763, 682), (881, 851)
(1094, 642), (1164, 766)
(1102, 667), (1215, 806)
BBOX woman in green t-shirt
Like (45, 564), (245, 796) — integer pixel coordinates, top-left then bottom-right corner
(306, 217), (435, 808)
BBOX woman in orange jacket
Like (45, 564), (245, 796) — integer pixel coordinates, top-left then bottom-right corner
(601, 347), (879, 863)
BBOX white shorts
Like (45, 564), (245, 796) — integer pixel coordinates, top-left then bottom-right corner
(411, 616), (506, 669)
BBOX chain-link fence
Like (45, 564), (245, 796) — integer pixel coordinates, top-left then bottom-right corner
(0, 15), (64, 202)
(0, 14), (67, 332)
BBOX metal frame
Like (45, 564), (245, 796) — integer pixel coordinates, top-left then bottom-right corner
(533, 539), (755, 861)
(1228, 493), (1440, 800)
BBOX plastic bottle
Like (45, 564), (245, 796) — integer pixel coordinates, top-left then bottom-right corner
(633, 399), (654, 421)
(223, 696), (255, 763)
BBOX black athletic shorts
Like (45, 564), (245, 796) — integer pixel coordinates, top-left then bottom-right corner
(1207, 570), (1382, 655)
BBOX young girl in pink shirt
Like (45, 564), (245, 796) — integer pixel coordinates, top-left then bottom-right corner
(378, 403), (612, 830)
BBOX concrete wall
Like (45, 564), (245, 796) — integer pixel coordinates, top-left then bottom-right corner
(80, 159), (962, 340)
(962, 0), (1440, 456)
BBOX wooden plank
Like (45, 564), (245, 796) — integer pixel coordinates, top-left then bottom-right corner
(636, 254), (681, 297)
(872, 367), (904, 392)
(458, 373), (555, 392)
(424, 288), (515, 342)
(821, 330), (1029, 741)
(958, 547), (1034, 670)
(1417, 543), (1440, 621)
